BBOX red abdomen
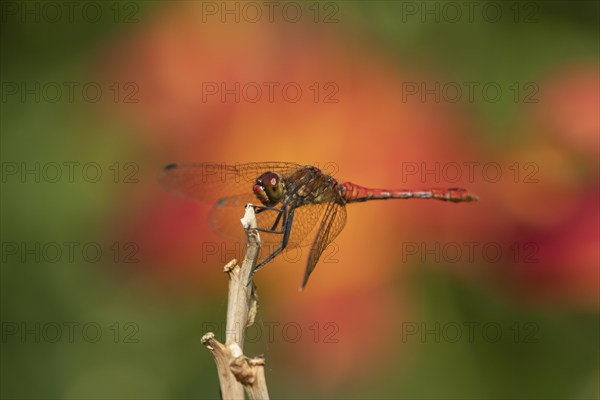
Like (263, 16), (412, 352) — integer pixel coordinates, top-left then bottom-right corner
(341, 182), (478, 203)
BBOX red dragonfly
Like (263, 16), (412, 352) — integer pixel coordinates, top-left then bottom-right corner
(159, 162), (478, 289)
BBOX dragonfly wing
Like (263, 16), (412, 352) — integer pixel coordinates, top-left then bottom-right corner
(209, 196), (326, 248)
(301, 200), (347, 289)
(159, 162), (304, 204)
(286, 204), (329, 247)
(207, 194), (256, 242)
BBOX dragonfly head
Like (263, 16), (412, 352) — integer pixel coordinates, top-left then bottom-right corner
(253, 172), (285, 206)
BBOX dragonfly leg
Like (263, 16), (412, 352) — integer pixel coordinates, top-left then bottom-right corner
(255, 206), (287, 235)
(268, 203), (289, 232)
(253, 205), (280, 214)
(256, 227), (284, 234)
(270, 210), (284, 231)
(246, 207), (295, 285)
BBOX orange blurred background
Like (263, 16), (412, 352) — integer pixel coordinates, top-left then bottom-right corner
(2, 1), (598, 398)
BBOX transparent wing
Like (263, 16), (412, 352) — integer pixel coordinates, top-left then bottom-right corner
(301, 200), (347, 289)
(209, 195), (328, 248)
(160, 161), (346, 274)
(158, 162), (304, 204)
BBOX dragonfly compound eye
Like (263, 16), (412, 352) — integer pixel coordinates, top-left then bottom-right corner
(252, 183), (269, 205)
(255, 172), (284, 205)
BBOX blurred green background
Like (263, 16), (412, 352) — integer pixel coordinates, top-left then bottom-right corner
(1, 1), (598, 399)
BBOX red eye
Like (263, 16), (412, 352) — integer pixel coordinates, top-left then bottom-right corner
(253, 184), (264, 195)
(258, 172), (279, 187)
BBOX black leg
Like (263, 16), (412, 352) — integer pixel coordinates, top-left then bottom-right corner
(255, 205), (287, 234)
(247, 207), (295, 285)
(256, 227), (285, 234)
(270, 210), (284, 231)
(254, 205), (280, 214)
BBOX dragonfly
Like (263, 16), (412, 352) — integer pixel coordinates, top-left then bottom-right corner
(159, 162), (478, 289)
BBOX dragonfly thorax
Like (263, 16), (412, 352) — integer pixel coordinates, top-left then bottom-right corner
(253, 172), (285, 206)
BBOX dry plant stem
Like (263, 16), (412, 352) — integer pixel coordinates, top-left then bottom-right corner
(226, 207), (260, 349)
(201, 332), (242, 398)
(201, 205), (269, 400)
(230, 356), (269, 400)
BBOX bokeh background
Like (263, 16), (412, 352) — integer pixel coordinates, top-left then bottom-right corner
(1, 1), (598, 399)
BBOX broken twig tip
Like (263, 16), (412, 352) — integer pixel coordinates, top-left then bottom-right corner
(240, 203), (258, 230)
(201, 332), (215, 350)
(249, 356), (266, 366)
(223, 259), (238, 273)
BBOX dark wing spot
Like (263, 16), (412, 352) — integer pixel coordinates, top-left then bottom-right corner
(163, 163), (178, 171)
(216, 198), (228, 208)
